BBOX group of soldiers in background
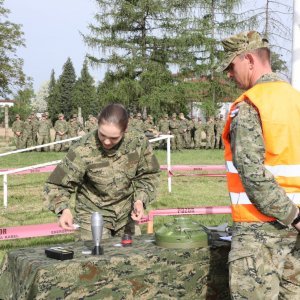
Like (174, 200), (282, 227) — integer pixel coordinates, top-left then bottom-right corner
(11, 110), (225, 151)
(128, 112), (225, 151)
(11, 112), (98, 152)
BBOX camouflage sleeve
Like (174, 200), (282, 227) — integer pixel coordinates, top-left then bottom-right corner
(132, 138), (160, 207)
(43, 147), (86, 215)
(230, 101), (298, 225)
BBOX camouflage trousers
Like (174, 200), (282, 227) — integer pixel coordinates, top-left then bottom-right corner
(54, 134), (67, 151)
(37, 134), (50, 151)
(229, 233), (300, 299)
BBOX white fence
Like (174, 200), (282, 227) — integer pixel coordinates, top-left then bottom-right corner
(0, 135), (173, 208)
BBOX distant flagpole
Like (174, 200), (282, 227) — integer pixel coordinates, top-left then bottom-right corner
(292, 0), (300, 91)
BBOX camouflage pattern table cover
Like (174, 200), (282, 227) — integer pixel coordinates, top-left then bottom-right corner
(0, 235), (230, 300)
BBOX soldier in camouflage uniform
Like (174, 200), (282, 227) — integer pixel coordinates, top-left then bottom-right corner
(132, 112), (145, 132)
(144, 115), (159, 139)
(11, 114), (24, 149)
(44, 112), (53, 145)
(44, 103), (160, 241)
(194, 118), (204, 149)
(54, 113), (68, 152)
(127, 112), (135, 131)
(37, 113), (51, 152)
(215, 115), (225, 149)
(68, 114), (81, 138)
(22, 115), (33, 148)
(178, 112), (189, 149)
(217, 31), (300, 299)
(158, 113), (170, 149)
(84, 115), (98, 133)
(205, 116), (215, 149)
(169, 113), (181, 151)
(30, 113), (39, 147)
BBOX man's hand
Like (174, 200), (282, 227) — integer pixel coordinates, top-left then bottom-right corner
(58, 208), (75, 230)
(131, 200), (144, 221)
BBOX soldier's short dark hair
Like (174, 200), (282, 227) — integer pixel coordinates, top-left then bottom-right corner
(98, 103), (128, 132)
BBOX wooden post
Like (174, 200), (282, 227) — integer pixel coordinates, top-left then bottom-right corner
(78, 107), (83, 124)
(4, 106), (9, 141)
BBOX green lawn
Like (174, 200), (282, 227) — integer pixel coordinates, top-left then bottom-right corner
(0, 148), (230, 263)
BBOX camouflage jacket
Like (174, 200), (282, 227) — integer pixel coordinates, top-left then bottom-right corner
(54, 119), (68, 135)
(230, 73), (299, 235)
(68, 120), (81, 137)
(12, 120), (24, 134)
(38, 119), (51, 135)
(158, 119), (169, 134)
(44, 130), (160, 231)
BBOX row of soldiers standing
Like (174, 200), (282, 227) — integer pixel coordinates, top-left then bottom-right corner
(128, 112), (225, 150)
(11, 112), (98, 151)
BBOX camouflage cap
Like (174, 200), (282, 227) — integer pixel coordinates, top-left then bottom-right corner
(172, 113), (177, 118)
(72, 114), (77, 118)
(15, 114), (20, 118)
(136, 112), (142, 117)
(45, 112), (49, 116)
(216, 31), (269, 72)
(58, 113), (64, 118)
(164, 113), (168, 118)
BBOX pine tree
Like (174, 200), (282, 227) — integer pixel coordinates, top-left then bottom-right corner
(46, 70), (60, 123)
(83, 0), (243, 118)
(57, 57), (76, 120)
(73, 59), (98, 120)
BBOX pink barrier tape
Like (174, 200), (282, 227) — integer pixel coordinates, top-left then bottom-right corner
(1, 165), (225, 175)
(0, 223), (75, 241)
(0, 165), (56, 175)
(168, 171), (225, 177)
(148, 206), (232, 221)
(0, 217), (150, 241)
(160, 165), (226, 171)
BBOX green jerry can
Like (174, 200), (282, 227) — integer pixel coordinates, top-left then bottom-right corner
(155, 217), (208, 249)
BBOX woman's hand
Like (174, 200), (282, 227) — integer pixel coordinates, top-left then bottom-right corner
(58, 208), (75, 230)
(131, 200), (144, 221)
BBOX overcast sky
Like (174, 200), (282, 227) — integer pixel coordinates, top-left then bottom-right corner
(5, 0), (105, 92)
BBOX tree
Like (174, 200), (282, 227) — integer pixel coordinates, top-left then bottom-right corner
(0, 0), (27, 96)
(46, 70), (60, 123)
(9, 82), (34, 124)
(31, 81), (49, 113)
(56, 57), (76, 119)
(84, 0), (244, 119)
(84, 0), (210, 116)
(73, 59), (98, 120)
(230, 0), (292, 79)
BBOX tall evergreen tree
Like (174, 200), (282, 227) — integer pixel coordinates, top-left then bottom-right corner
(57, 57), (76, 119)
(46, 70), (60, 123)
(84, 0), (243, 118)
(73, 59), (98, 120)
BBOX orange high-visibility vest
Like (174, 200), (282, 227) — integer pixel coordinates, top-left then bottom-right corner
(223, 81), (300, 222)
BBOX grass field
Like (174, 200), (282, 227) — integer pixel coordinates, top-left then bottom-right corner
(0, 146), (231, 263)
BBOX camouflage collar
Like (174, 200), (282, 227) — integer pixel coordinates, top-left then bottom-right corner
(254, 72), (284, 85)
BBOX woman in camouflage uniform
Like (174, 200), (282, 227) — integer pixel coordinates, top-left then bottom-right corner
(44, 103), (160, 240)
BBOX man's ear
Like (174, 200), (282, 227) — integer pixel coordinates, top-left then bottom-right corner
(245, 53), (255, 66)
